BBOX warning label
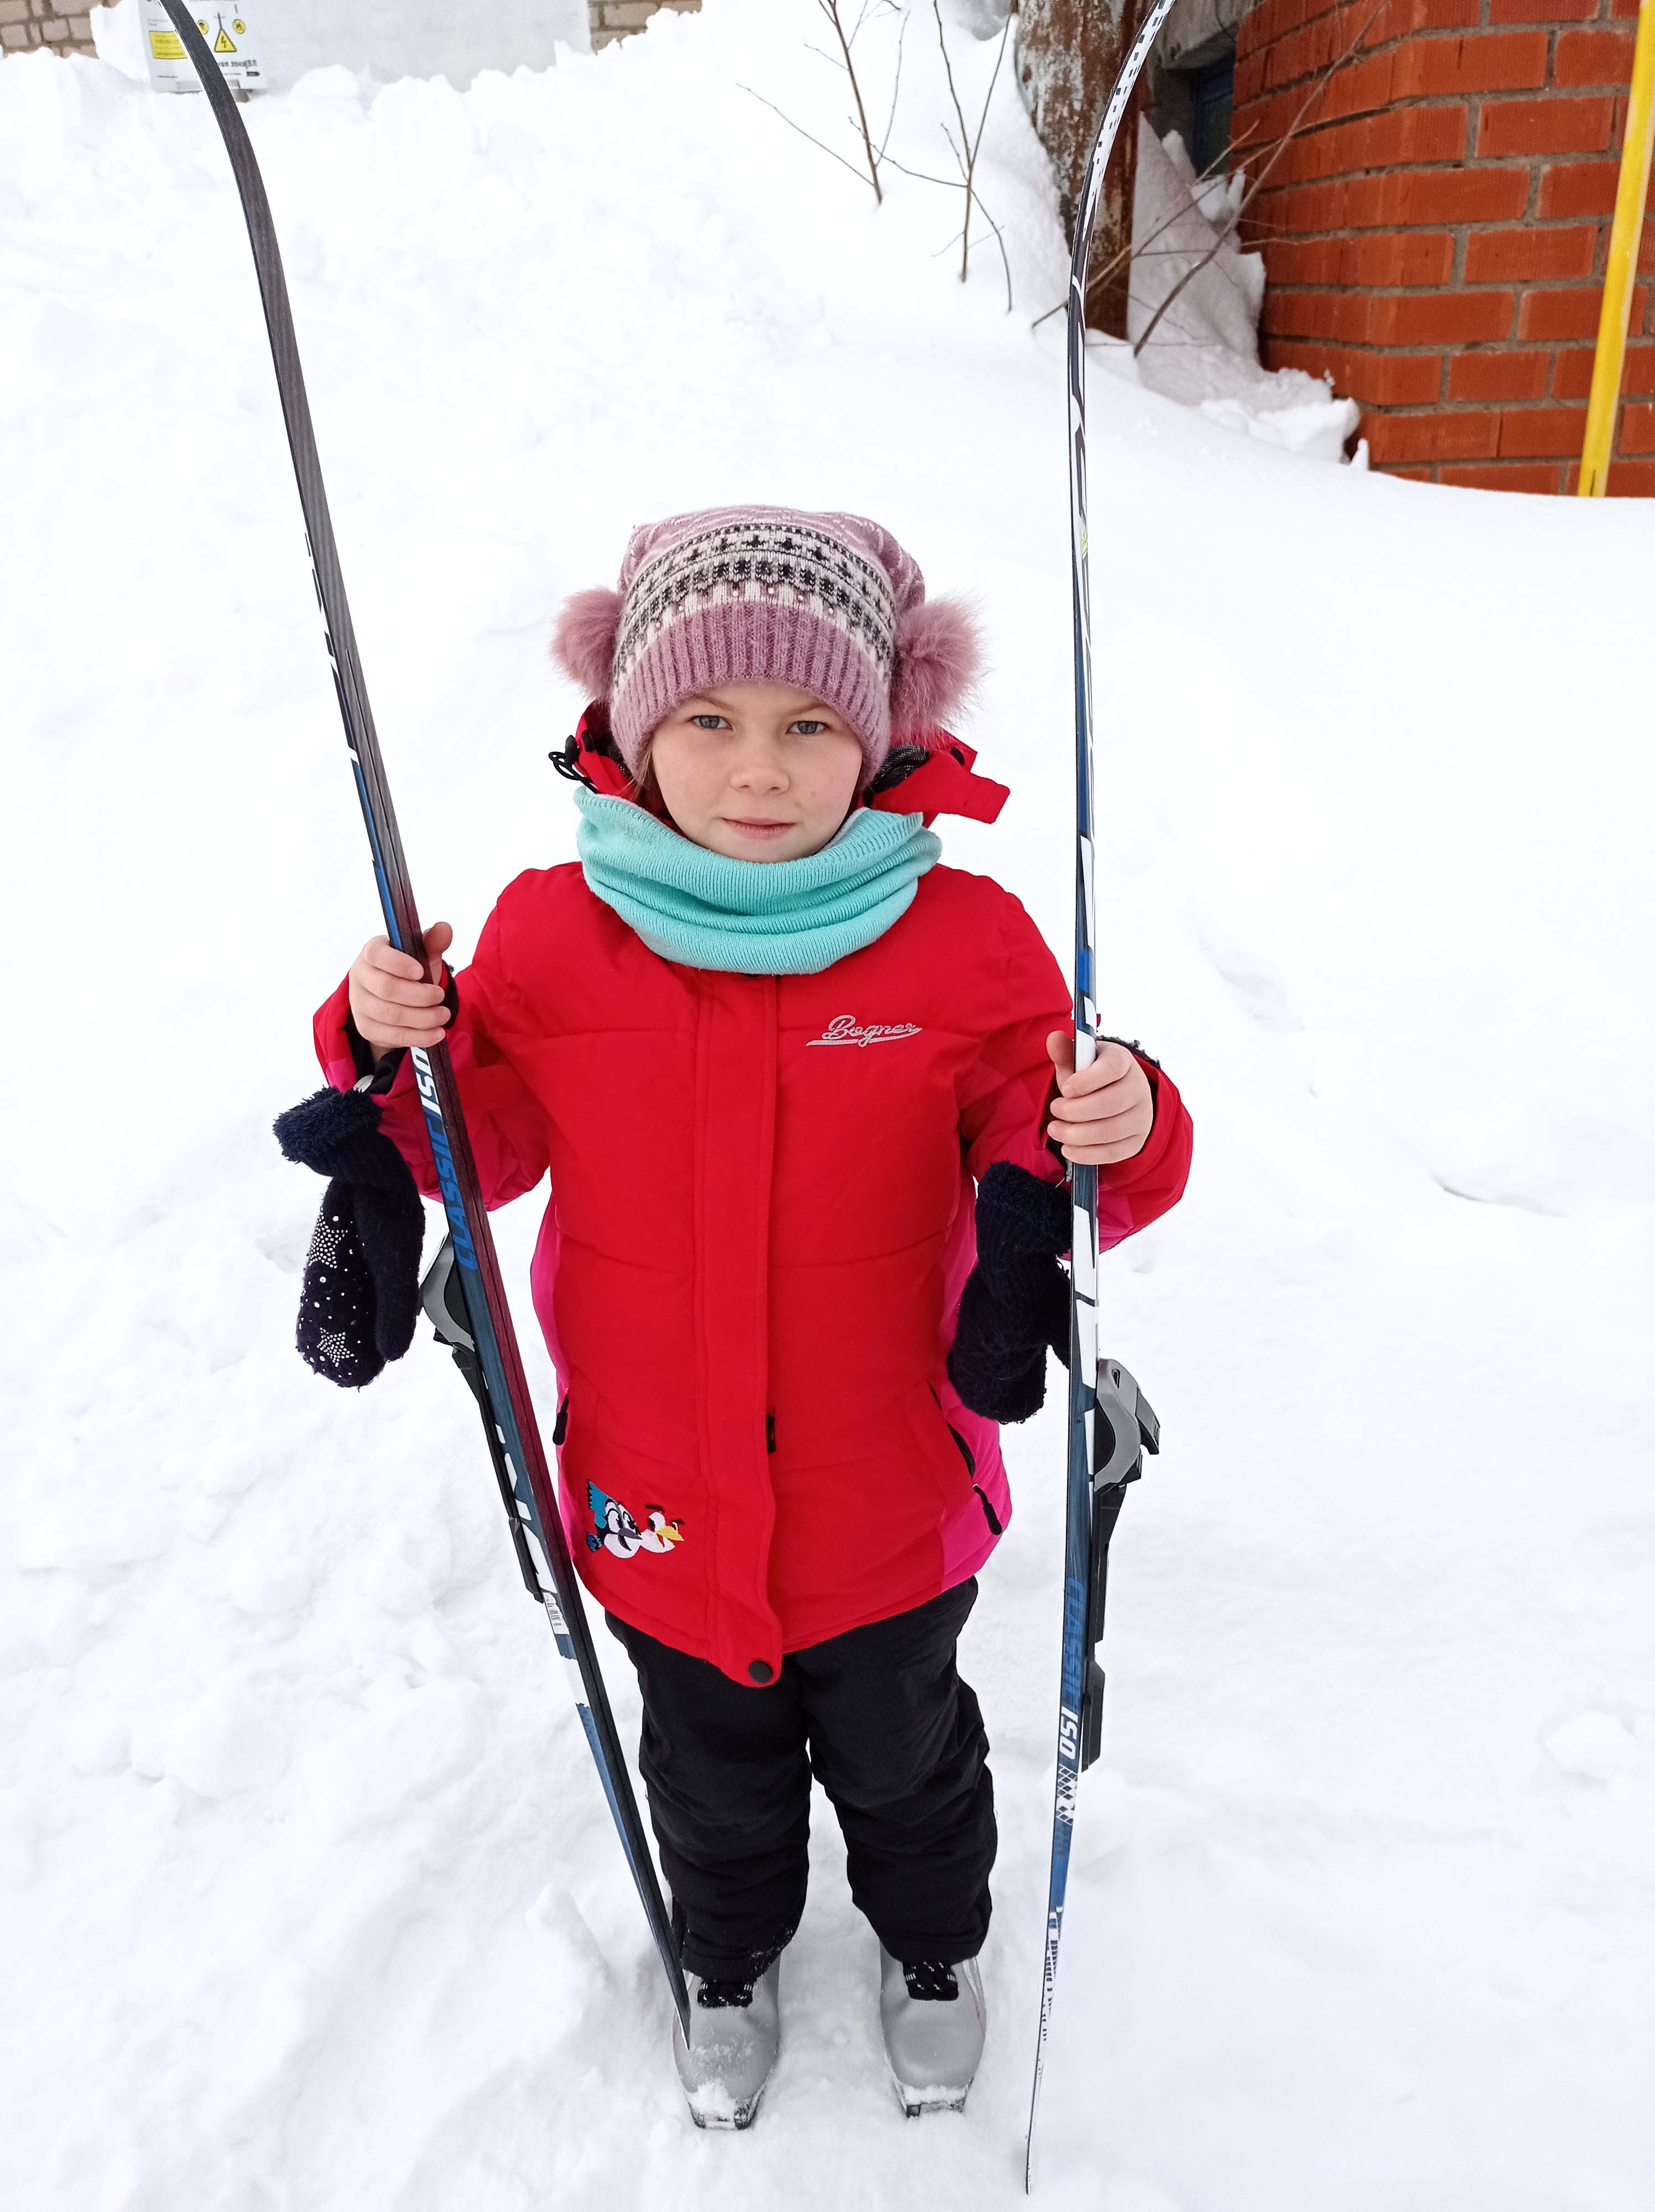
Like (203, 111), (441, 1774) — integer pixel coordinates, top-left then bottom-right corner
(139, 2), (264, 96)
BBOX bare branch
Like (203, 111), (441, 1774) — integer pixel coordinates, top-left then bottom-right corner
(1128, 217), (1237, 358)
(967, 11), (1013, 174)
(924, 4), (1014, 295)
(883, 154), (970, 191)
(821, 0), (884, 202)
(1084, 129), (1256, 311)
(750, 0), (905, 205)
(739, 85), (877, 193)
(974, 190), (1014, 312)
(1027, 82), (1281, 335)
(925, 196), (1011, 309)
(1030, 140), (1243, 332)
(850, 0), (903, 41)
(875, 8), (908, 163)
(931, 1), (975, 280)
(932, 2), (972, 151)
(748, 0), (1008, 304)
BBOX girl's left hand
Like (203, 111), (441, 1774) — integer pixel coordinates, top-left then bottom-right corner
(1045, 1034), (1154, 1166)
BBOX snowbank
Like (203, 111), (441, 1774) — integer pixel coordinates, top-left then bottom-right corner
(1126, 119), (1362, 463)
(3, 4), (1653, 2208)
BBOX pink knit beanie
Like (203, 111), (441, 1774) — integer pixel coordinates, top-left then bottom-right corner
(550, 505), (980, 784)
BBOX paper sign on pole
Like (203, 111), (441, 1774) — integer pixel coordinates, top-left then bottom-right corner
(139, 2), (266, 96)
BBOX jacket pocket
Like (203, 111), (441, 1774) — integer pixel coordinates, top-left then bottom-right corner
(900, 1382), (976, 1519)
(942, 1412), (1003, 1536)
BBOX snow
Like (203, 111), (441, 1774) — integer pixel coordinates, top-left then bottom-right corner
(1125, 121), (1362, 463)
(3, 3), (1653, 2207)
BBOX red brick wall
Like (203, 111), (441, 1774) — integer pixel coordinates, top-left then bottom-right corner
(1232, 0), (1655, 491)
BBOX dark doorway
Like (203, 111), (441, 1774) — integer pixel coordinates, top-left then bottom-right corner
(1189, 53), (1236, 179)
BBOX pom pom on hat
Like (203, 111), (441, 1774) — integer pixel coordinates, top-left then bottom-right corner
(892, 597), (981, 741)
(551, 587), (623, 699)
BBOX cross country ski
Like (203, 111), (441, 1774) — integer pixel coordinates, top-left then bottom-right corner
(1026, 0), (1184, 2187)
(154, 0), (690, 2039)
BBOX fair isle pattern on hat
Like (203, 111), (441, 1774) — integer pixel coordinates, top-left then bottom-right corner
(607, 511), (901, 779)
(612, 516), (897, 705)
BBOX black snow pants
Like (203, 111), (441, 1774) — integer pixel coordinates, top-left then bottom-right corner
(606, 1579), (995, 1984)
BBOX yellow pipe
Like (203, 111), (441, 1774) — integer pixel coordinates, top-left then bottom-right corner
(1579, 0), (1655, 496)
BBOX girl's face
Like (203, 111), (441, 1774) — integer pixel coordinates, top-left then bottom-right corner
(646, 681), (865, 863)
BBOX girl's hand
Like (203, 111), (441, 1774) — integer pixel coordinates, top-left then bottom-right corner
(1045, 1033), (1153, 1166)
(348, 921), (454, 1059)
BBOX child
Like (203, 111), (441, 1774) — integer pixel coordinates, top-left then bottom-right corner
(316, 508), (1192, 2127)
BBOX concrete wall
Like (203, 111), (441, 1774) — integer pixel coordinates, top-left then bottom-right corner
(67, 0), (591, 82)
(15, 0), (701, 75)
(264, 0), (589, 84)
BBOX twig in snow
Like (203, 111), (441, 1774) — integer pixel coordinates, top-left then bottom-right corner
(887, 145), (1015, 312)
(739, 85), (876, 193)
(875, 8), (908, 163)
(818, 0), (889, 202)
(1028, 123), (1262, 333)
(744, 1), (1010, 307)
(930, 0), (1012, 296)
(752, 0), (899, 203)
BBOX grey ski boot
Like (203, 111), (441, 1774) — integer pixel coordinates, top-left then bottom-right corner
(672, 1957), (782, 2130)
(877, 1947), (987, 2115)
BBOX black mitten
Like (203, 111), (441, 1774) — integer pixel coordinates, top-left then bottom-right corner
(274, 1086), (424, 1389)
(946, 1161), (1072, 1423)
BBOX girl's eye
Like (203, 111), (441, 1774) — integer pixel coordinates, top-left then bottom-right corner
(690, 715), (727, 731)
(790, 719), (827, 736)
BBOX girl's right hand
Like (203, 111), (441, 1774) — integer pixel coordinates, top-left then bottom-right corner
(348, 921), (454, 1060)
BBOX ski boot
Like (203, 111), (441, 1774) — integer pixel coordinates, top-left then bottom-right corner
(877, 1946), (987, 2116)
(672, 1957), (782, 2130)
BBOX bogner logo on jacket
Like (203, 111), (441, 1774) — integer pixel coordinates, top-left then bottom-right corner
(806, 1015), (922, 1048)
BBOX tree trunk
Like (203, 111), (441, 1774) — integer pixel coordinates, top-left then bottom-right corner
(1014, 0), (1148, 338)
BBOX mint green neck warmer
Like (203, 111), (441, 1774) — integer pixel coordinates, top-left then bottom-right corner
(573, 789), (941, 975)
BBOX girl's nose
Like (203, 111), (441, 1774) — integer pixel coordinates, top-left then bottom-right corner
(731, 750), (787, 789)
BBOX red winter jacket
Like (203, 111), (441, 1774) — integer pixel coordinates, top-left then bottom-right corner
(315, 735), (1193, 1687)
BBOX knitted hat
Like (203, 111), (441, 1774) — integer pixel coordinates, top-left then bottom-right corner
(550, 505), (980, 784)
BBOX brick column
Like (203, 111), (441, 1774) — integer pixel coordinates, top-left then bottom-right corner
(1, 0), (93, 55)
(589, 0), (700, 51)
(1232, 0), (1655, 491)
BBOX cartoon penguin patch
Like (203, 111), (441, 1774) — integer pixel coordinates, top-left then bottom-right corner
(587, 1482), (685, 1560)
